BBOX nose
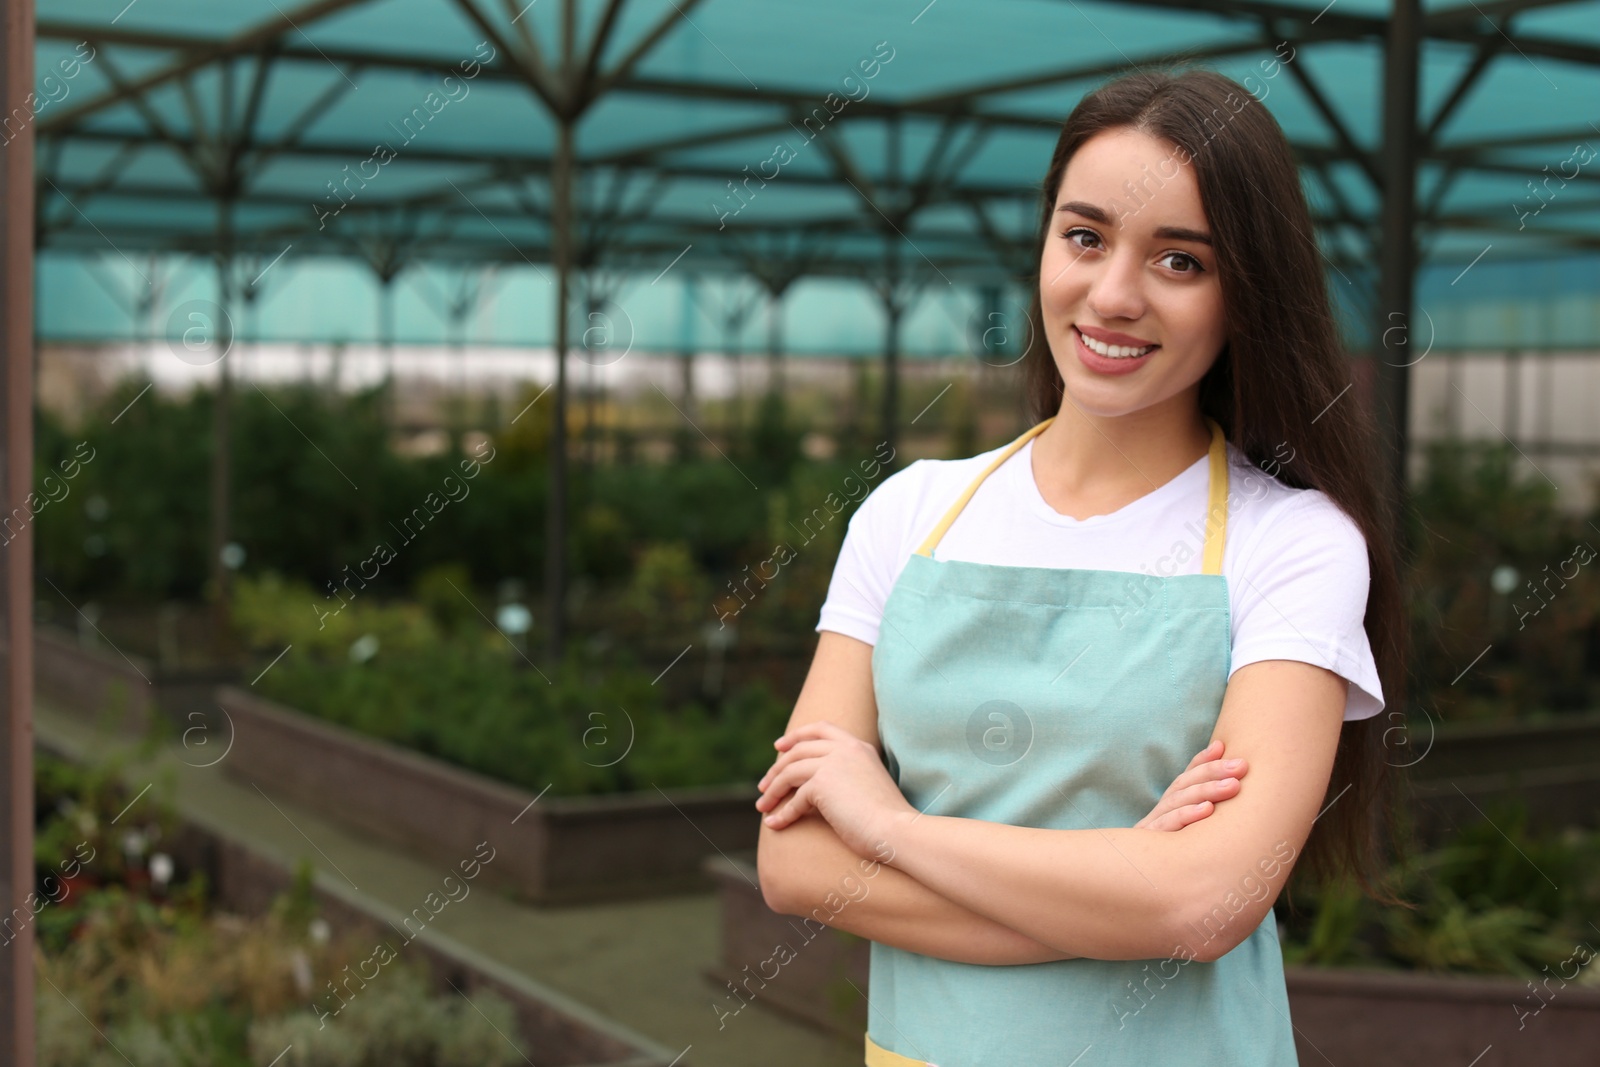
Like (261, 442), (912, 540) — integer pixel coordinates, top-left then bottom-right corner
(1084, 247), (1147, 323)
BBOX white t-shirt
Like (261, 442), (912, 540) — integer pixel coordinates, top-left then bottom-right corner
(815, 434), (1384, 721)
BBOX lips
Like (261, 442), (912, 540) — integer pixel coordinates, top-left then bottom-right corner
(1076, 324), (1157, 348)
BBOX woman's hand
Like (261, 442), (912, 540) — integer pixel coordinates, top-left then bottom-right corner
(1135, 738), (1248, 831)
(755, 720), (914, 859)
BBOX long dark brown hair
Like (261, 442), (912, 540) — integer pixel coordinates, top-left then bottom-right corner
(1021, 66), (1408, 902)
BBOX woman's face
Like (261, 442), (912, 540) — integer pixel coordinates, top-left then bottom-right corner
(1038, 126), (1227, 421)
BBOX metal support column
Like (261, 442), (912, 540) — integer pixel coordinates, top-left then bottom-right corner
(765, 287), (784, 398)
(209, 200), (236, 631)
(0, 0), (36, 1060)
(1375, 0), (1421, 531)
(546, 115), (572, 663)
(379, 271), (397, 427)
(881, 286), (901, 468)
(879, 210), (904, 469)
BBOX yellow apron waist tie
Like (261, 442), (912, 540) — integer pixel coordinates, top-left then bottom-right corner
(866, 1031), (939, 1066)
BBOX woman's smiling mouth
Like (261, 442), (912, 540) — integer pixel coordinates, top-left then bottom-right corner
(1075, 324), (1159, 358)
(1075, 323), (1164, 361)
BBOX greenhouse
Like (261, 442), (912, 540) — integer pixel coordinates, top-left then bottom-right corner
(3, 0), (1600, 1064)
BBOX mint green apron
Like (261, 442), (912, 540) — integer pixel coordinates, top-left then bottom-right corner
(864, 416), (1299, 1066)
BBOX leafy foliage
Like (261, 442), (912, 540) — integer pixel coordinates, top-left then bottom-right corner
(1405, 437), (1600, 721)
(232, 572), (794, 796)
(33, 753), (527, 1067)
(1281, 804), (1600, 978)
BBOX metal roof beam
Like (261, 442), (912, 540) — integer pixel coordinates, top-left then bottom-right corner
(1427, 25), (1600, 66)
(53, 126), (1600, 239)
(244, 64), (365, 176)
(497, 0), (556, 88)
(40, 177), (1363, 249)
(34, 24), (1359, 129)
(1425, 0), (1592, 28)
(1279, 44), (1383, 192)
(1435, 121), (1600, 155)
(63, 121), (1600, 207)
(1426, 154), (1600, 186)
(40, 175), (1043, 227)
(36, 139), (142, 239)
(1042, 0), (1384, 39)
(577, 0), (627, 100)
(1420, 20), (1511, 150)
(588, 0), (708, 103)
(901, 37), (1321, 113)
(1302, 156), (1381, 268)
(236, 47), (279, 163)
(38, 8), (1600, 143)
(450, 0), (561, 112)
(1428, 212), (1600, 250)
(88, 47), (207, 177)
(38, 0), (380, 134)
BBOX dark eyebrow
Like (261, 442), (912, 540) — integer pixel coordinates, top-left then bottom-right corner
(1055, 200), (1213, 247)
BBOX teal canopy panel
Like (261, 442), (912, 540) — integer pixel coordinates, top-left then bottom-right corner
(27, 0), (1600, 352)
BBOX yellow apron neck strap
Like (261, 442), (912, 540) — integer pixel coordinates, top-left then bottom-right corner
(913, 417), (1054, 558)
(913, 415), (1230, 576)
(1200, 415), (1229, 576)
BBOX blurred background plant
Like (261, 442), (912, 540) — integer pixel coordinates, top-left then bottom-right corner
(40, 381), (1600, 732)
(32, 750), (179, 943)
(230, 571), (793, 796)
(32, 751), (526, 1067)
(1280, 801), (1600, 978)
(1404, 438), (1600, 723)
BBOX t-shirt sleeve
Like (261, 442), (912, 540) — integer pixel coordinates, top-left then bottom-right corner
(1228, 491), (1385, 721)
(814, 461), (921, 646)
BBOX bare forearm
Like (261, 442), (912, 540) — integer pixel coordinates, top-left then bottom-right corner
(883, 812), (1184, 953)
(757, 814), (1075, 966)
(879, 811), (1273, 961)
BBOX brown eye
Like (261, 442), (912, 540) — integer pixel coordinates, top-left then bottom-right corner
(1060, 226), (1101, 251)
(1160, 251), (1205, 274)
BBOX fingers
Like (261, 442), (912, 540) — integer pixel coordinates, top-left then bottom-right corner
(1181, 739), (1224, 772)
(1137, 801), (1214, 832)
(1162, 776), (1243, 812)
(774, 719), (851, 750)
(763, 723), (873, 797)
(762, 781), (815, 829)
(1168, 754), (1248, 794)
(1137, 767), (1246, 833)
(755, 753), (824, 813)
(757, 739), (832, 792)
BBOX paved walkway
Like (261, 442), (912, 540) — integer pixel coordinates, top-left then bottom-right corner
(36, 700), (862, 1067)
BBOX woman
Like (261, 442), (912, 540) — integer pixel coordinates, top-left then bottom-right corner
(755, 66), (1405, 1066)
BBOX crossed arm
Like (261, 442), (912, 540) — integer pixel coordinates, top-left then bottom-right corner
(755, 630), (1347, 965)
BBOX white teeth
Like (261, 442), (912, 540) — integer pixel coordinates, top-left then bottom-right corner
(1078, 328), (1156, 359)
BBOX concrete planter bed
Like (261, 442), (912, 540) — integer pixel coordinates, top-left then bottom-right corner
(215, 685), (762, 905)
(703, 853), (1600, 1067)
(33, 623), (237, 736)
(1410, 764), (1600, 842)
(36, 737), (677, 1067)
(1407, 711), (1600, 842)
(1414, 711), (1600, 779)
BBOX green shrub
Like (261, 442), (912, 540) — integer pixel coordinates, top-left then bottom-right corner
(249, 970), (524, 1067)
(1406, 437), (1600, 720)
(32, 753), (530, 1067)
(234, 573), (793, 796)
(1281, 804), (1600, 978)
